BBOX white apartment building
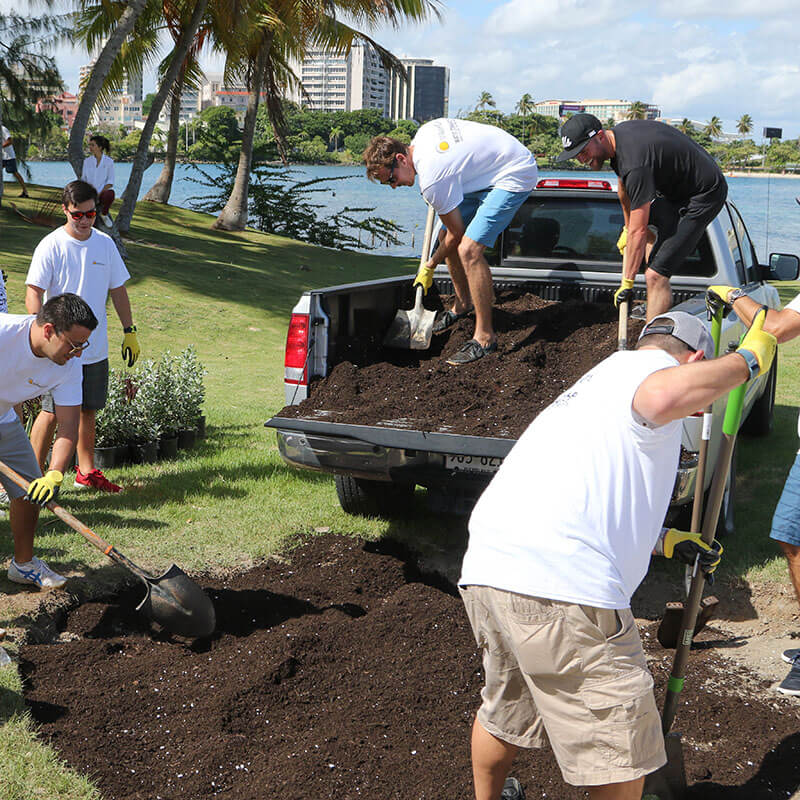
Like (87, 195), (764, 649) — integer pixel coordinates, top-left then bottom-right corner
(89, 94), (143, 127)
(535, 99), (660, 122)
(159, 87), (201, 124)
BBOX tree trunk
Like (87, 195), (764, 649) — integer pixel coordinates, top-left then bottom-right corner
(115, 0), (209, 234)
(68, 0), (148, 177)
(143, 79), (183, 204)
(0, 104), (4, 207)
(212, 38), (271, 232)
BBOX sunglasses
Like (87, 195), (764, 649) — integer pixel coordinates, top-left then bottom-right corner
(62, 333), (90, 354)
(68, 209), (97, 220)
(385, 157), (398, 187)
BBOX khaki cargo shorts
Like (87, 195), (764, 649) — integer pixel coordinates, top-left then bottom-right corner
(460, 585), (666, 787)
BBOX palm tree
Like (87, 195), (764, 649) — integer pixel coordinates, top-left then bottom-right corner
(329, 125), (343, 152)
(625, 100), (648, 120)
(737, 114), (753, 138)
(678, 118), (694, 135)
(475, 91), (495, 111)
(212, 0), (438, 232)
(515, 93), (534, 117)
(705, 116), (723, 139)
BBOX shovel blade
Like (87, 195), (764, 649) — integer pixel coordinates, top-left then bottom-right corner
(136, 563), (216, 638)
(383, 306), (436, 350)
(642, 733), (687, 800)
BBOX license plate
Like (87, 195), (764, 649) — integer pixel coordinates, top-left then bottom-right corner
(444, 454), (503, 473)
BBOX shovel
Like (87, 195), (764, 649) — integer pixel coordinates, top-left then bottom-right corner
(643, 374), (747, 800)
(618, 298), (629, 350)
(384, 203), (437, 350)
(0, 460), (216, 638)
(657, 307), (723, 649)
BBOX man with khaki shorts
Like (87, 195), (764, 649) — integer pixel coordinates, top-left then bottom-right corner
(459, 310), (776, 800)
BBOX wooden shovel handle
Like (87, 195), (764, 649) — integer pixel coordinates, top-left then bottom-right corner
(419, 203), (436, 271)
(617, 299), (629, 350)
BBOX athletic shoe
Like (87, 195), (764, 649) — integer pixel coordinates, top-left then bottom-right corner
(500, 777), (525, 800)
(0, 487), (9, 507)
(782, 647), (800, 664)
(0, 647), (11, 667)
(777, 656), (800, 696)
(8, 557), (67, 589)
(74, 468), (122, 493)
(101, 213), (113, 227)
(446, 338), (498, 366)
(432, 307), (472, 334)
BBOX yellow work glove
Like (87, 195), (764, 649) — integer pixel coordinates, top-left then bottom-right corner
(26, 470), (63, 506)
(705, 284), (738, 318)
(413, 264), (435, 295)
(736, 307), (776, 379)
(616, 227), (627, 255)
(655, 528), (723, 581)
(121, 325), (140, 367)
(613, 277), (634, 308)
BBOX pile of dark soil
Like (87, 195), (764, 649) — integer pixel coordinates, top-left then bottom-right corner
(276, 291), (646, 439)
(20, 536), (800, 799)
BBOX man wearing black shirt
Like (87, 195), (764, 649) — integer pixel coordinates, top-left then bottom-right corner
(556, 114), (727, 320)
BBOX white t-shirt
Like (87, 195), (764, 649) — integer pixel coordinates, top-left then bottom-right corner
(26, 227), (130, 365)
(81, 153), (115, 194)
(411, 118), (539, 215)
(1, 125), (15, 160)
(0, 314), (83, 424)
(460, 349), (683, 610)
(0, 267), (7, 312)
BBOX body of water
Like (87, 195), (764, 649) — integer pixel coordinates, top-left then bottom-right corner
(6, 161), (800, 261)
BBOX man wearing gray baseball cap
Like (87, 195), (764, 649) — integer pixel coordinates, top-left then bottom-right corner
(556, 113), (727, 322)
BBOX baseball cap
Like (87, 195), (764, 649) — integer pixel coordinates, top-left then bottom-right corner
(555, 113), (603, 162)
(638, 311), (715, 358)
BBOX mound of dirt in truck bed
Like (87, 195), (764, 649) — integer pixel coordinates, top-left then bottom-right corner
(19, 535), (800, 799)
(276, 290), (646, 439)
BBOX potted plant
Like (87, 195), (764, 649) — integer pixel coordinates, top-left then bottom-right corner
(124, 361), (162, 463)
(174, 346), (207, 447)
(143, 353), (182, 458)
(94, 369), (132, 468)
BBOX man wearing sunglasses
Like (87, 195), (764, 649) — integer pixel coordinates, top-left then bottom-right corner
(0, 293), (98, 590)
(364, 119), (538, 365)
(25, 180), (141, 493)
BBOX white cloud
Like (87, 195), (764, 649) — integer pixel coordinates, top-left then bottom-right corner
(484, 0), (636, 36)
(655, 0), (796, 16)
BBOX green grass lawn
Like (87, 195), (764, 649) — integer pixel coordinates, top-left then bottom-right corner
(1, 185), (799, 798)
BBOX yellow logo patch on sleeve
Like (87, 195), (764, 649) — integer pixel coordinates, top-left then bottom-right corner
(438, 141), (450, 152)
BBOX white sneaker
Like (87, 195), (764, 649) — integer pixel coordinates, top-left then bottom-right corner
(101, 213), (113, 227)
(8, 557), (67, 589)
(0, 487), (9, 507)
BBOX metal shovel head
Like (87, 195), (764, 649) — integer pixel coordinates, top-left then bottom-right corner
(642, 732), (687, 800)
(136, 563), (216, 638)
(383, 304), (436, 350)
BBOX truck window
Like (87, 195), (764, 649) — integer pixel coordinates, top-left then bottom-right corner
(726, 203), (759, 283)
(503, 196), (715, 277)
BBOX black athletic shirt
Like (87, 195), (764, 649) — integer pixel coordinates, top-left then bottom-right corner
(610, 120), (726, 213)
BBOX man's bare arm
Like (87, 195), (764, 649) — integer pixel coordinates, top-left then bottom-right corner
(730, 297), (800, 343)
(25, 284), (45, 314)
(425, 208), (466, 269)
(109, 285), (134, 328)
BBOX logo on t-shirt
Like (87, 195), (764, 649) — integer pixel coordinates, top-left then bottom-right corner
(437, 141), (449, 152)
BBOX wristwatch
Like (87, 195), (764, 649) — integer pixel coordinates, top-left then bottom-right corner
(737, 348), (760, 380)
(123, 325), (137, 334)
(727, 288), (746, 304)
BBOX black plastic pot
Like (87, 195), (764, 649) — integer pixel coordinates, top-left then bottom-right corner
(94, 445), (120, 470)
(177, 428), (196, 450)
(130, 440), (158, 464)
(159, 435), (179, 459)
(194, 415), (206, 439)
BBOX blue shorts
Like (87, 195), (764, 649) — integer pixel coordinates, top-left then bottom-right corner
(770, 451), (800, 546)
(449, 188), (531, 249)
(2, 158), (17, 175)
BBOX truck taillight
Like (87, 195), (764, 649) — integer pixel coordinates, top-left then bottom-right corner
(285, 313), (310, 385)
(536, 178), (613, 190)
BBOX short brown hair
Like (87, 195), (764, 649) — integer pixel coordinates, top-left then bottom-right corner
(62, 179), (98, 208)
(363, 136), (409, 182)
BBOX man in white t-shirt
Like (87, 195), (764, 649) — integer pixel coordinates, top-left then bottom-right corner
(26, 180), (141, 493)
(2, 124), (29, 197)
(458, 310), (775, 800)
(708, 284), (800, 696)
(364, 119), (538, 365)
(0, 293), (98, 590)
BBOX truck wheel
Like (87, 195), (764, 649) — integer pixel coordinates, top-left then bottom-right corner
(334, 475), (415, 518)
(741, 353), (777, 437)
(677, 443), (735, 538)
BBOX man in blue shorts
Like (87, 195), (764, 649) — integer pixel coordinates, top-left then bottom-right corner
(708, 284), (800, 695)
(365, 120), (538, 365)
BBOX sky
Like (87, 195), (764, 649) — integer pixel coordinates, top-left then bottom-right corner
(9, 0), (800, 139)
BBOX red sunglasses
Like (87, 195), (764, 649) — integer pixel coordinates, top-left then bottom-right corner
(68, 209), (97, 220)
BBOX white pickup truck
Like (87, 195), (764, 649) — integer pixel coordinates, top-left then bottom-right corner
(267, 178), (800, 533)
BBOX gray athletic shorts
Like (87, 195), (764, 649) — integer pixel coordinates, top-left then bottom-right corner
(42, 358), (109, 413)
(0, 420), (43, 499)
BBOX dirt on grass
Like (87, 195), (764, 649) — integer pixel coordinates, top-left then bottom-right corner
(18, 535), (800, 800)
(276, 290), (646, 439)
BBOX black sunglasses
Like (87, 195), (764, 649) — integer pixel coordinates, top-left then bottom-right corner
(68, 209), (97, 220)
(386, 157), (398, 187)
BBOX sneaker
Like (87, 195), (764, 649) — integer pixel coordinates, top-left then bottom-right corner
(0, 487), (9, 507)
(782, 648), (800, 664)
(446, 338), (498, 366)
(500, 777), (525, 800)
(101, 213), (113, 227)
(432, 307), (472, 334)
(74, 468), (122, 493)
(8, 557), (67, 589)
(777, 657), (800, 696)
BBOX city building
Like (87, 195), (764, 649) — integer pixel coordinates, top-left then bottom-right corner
(79, 60), (142, 102)
(80, 58), (143, 129)
(287, 49), (351, 112)
(159, 87), (201, 124)
(349, 42), (390, 116)
(534, 99), (660, 122)
(36, 91), (79, 129)
(389, 58), (449, 123)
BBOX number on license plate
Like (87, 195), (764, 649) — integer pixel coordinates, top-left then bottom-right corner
(444, 454), (503, 473)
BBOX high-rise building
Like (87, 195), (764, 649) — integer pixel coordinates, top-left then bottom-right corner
(79, 58), (142, 102)
(348, 42), (389, 115)
(389, 58), (449, 123)
(80, 57), (144, 128)
(534, 99), (660, 123)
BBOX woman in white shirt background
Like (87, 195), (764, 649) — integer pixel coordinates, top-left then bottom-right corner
(81, 134), (115, 227)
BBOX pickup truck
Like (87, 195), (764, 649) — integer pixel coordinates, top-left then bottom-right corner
(266, 178), (800, 533)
